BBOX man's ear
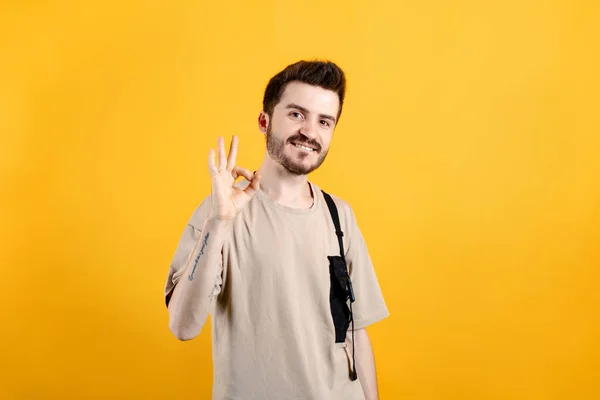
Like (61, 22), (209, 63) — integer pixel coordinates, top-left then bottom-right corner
(258, 111), (269, 135)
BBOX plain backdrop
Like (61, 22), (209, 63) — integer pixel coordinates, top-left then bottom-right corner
(1, 0), (599, 399)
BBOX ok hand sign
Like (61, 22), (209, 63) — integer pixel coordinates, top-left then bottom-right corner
(208, 136), (261, 220)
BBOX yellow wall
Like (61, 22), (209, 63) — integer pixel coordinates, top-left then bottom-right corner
(1, 0), (599, 398)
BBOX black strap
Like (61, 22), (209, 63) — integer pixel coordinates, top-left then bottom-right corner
(321, 189), (358, 381)
(322, 190), (346, 262)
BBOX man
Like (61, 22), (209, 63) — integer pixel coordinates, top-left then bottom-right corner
(164, 60), (389, 400)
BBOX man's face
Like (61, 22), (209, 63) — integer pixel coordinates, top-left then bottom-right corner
(264, 81), (340, 176)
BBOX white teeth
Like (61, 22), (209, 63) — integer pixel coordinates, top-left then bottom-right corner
(293, 143), (314, 151)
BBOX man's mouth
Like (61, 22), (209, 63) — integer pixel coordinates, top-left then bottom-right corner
(291, 142), (318, 152)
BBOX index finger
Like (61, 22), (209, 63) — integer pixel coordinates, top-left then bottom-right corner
(226, 135), (238, 171)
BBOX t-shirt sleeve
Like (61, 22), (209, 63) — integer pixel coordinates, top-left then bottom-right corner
(342, 203), (390, 330)
(164, 196), (217, 307)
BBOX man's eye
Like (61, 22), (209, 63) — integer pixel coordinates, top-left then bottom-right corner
(320, 120), (330, 127)
(290, 112), (302, 118)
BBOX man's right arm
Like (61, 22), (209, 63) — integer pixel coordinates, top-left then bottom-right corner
(165, 135), (260, 341)
(166, 214), (233, 341)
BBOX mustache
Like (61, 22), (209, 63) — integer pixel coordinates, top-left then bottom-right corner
(287, 134), (322, 152)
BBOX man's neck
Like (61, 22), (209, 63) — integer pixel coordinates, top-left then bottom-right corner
(257, 156), (314, 209)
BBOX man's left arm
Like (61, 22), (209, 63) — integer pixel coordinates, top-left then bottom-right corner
(352, 328), (380, 400)
(337, 199), (389, 399)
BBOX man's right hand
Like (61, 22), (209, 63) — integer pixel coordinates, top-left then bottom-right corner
(208, 136), (261, 220)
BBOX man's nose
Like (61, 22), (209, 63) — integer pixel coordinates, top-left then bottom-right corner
(299, 119), (319, 139)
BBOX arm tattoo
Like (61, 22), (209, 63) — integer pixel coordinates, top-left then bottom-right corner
(188, 232), (210, 281)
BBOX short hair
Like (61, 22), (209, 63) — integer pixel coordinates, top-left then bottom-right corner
(262, 60), (346, 122)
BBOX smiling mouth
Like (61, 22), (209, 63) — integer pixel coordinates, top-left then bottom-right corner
(291, 142), (318, 152)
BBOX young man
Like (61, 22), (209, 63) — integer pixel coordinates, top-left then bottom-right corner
(164, 60), (389, 400)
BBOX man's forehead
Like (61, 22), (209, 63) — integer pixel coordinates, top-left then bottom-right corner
(278, 82), (339, 114)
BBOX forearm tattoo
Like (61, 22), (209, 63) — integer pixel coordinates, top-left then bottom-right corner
(188, 232), (210, 281)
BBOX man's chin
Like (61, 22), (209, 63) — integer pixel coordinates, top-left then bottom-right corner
(284, 165), (314, 176)
(281, 160), (319, 176)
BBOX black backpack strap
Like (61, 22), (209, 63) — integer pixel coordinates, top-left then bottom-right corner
(322, 190), (346, 262)
(322, 189), (355, 302)
(321, 189), (358, 381)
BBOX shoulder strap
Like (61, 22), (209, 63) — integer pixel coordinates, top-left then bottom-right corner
(322, 189), (358, 381)
(322, 190), (345, 262)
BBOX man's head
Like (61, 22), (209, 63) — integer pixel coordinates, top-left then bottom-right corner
(258, 60), (346, 176)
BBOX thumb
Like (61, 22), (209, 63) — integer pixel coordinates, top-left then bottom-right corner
(243, 172), (261, 198)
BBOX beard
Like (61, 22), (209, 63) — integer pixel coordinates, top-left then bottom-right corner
(266, 125), (329, 176)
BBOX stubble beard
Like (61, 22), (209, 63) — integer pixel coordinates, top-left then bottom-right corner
(266, 124), (329, 176)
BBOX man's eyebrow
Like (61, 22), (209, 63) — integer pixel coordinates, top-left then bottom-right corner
(286, 103), (337, 124)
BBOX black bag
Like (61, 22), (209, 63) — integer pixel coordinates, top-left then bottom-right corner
(322, 190), (358, 381)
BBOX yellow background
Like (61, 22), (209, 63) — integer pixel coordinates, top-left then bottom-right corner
(1, 0), (599, 399)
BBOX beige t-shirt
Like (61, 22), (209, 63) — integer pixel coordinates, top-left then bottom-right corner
(165, 180), (389, 400)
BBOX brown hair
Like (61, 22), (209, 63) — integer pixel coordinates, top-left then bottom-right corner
(262, 60), (346, 122)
